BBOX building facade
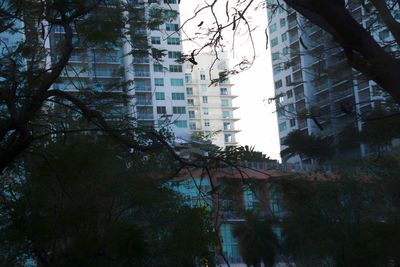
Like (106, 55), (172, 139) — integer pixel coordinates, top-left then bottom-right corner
(184, 53), (240, 148)
(172, 166), (284, 267)
(49, 0), (189, 139)
(267, 1), (397, 166)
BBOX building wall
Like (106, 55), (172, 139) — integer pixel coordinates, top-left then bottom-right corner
(184, 53), (240, 148)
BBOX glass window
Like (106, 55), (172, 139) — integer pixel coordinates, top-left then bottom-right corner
(223, 111), (230, 118)
(287, 90), (293, 98)
(290, 118), (296, 127)
(277, 108), (285, 117)
(220, 88), (228, 95)
(185, 73), (192, 83)
(285, 75), (292, 85)
(202, 96), (208, 103)
(167, 37), (180, 45)
(270, 23), (277, 33)
(280, 18), (286, 27)
(155, 92), (165, 100)
(188, 110), (195, 118)
(204, 120), (210, 127)
(186, 87), (193, 95)
(283, 47), (289, 55)
(154, 78), (164, 86)
(172, 106), (186, 114)
(168, 51), (182, 58)
(203, 108), (209, 115)
(224, 134), (232, 143)
(166, 23), (179, 31)
(172, 92), (185, 100)
(151, 36), (161, 44)
(153, 64), (163, 72)
(273, 64), (281, 75)
(281, 32), (288, 42)
(279, 121), (287, 132)
(271, 37), (278, 47)
(201, 84), (207, 92)
(221, 99), (229, 107)
(157, 106), (167, 114)
(288, 103), (295, 112)
(174, 120), (187, 128)
(200, 71), (206, 80)
(275, 80), (282, 89)
(223, 122), (231, 130)
(169, 65), (183, 72)
(187, 99), (194, 105)
(170, 78), (184, 86)
(272, 52), (280, 61)
(189, 122), (196, 130)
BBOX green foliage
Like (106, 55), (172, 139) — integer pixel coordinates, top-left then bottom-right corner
(281, 130), (335, 162)
(233, 213), (279, 267)
(275, 171), (400, 267)
(0, 136), (216, 266)
(359, 109), (400, 150)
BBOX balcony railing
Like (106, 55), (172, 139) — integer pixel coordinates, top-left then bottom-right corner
(133, 57), (150, 64)
(137, 113), (154, 120)
(134, 71), (150, 77)
(295, 92), (305, 101)
(135, 85), (151, 91)
(136, 99), (152, 105)
(94, 70), (116, 77)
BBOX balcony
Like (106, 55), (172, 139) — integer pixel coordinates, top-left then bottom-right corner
(314, 81), (328, 93)
(133, 28), (147, 35)
(136, 99), (152, 105)
(69, 55), (82, 62)
(134, 71), (150, 77)
(93, 69), (117, 78)
(288, 19), (297, 29)
(135, 85), (151, 92)
(298, 119), (308, 129)
(133, 57), (150, 64)
(137, 113), (154, 120)
(294, 92), (305, 101)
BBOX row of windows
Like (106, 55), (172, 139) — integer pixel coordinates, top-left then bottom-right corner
(278, 119), (296, 132)
(156, 106), (186, 114)
(154, 78), (184, 87)
(188, 119), (232, 131)
(189, 110), (231, 118)
(151, 36), (181, 45)
(269, 18), (287, 34)
(274, 75), (294, 89)
(155, 92), (185, 100)
(185, 72), (207, 83)
(166, 23), (179, 31)
(187, 98), (230, 106)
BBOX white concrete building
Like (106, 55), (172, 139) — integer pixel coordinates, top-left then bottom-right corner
(184, 53), (240, 148)
(49, 0), (189, 139)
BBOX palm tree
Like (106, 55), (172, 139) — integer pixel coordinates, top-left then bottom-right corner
(233, 213), (279, 267)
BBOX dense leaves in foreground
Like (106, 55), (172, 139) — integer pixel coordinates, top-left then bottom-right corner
(272, 157), (400, 267)
(0, 136), (215, 267)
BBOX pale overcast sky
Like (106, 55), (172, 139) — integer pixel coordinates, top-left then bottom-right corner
(179, 1), (281, 159)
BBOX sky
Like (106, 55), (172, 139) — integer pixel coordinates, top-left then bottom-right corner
(179, 0), (281, 160)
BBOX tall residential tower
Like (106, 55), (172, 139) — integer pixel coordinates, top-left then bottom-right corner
(185, 53), (240, 148)
(267, 1), (396, 166)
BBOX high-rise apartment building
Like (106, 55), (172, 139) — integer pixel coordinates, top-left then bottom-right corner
(184, 53), (240, 148)
(47, 0), (189, 139)
(267, 1), (396, 166)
